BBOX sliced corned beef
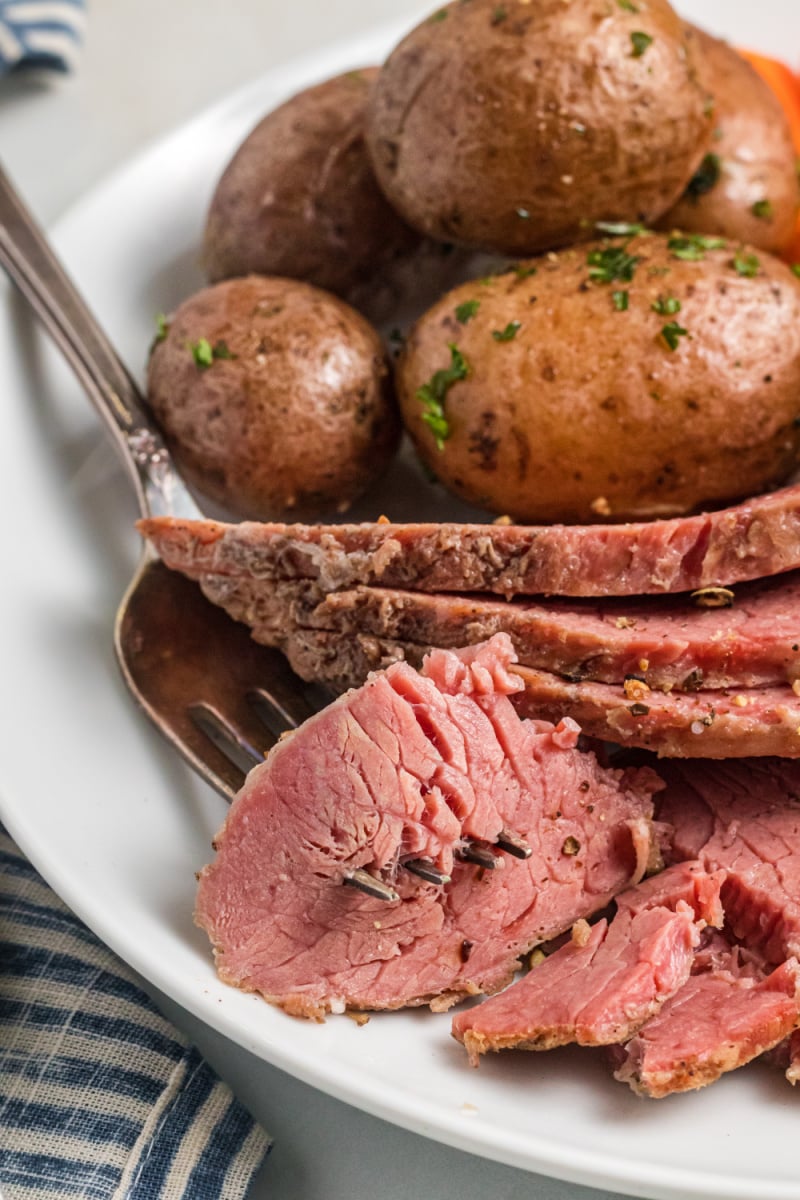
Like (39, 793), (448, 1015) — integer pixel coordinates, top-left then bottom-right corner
(609, 758), (800, 1097)
(658, 758), (800, 959)
(220, 621), (800, 760)
(512, 670), (800, 759)
(138, 481), (800, 599)
(613, 932), (800, 1098)
(195, 635), (660, 1019)
(183, 572), (800, 693)
(451, 862), (724, 1065)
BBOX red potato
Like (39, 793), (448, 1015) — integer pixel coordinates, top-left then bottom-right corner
(366, 0), (714, 256)
(396, 231), (800, 523)
(147, 276), (400, 520)
(659, 27), (800, 254)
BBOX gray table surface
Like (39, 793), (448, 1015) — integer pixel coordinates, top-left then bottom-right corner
(3, 1), (785, 1196)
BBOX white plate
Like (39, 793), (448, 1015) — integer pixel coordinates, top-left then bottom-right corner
(2, 6), (800, 1199)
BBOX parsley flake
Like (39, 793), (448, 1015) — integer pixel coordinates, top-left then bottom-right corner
(630, 31), (653, 57)
(652, 296), (681, 315)
(661, 321), (689, 351)
(154, 313), (169, 342)
(587, 245), (642, 284)
(190, 337), (237, 369)
(492, 321), (521, 342)
(612, 290), (630, 311)
(455, 299), (480, 324)
(491, 4), (507, 24)
(190, 338), (214, 369)
(617, 0), (639, 10)
(513, 264), (538, 280)
(791, 264), (800, 278)
(733, 250), (760, 277)
(686, 153), (721, 199)
(668, 233), (725, 261)
(752, 199), (773, 220)
(415, 344), (469, 450)
(429, 8), (448, 21)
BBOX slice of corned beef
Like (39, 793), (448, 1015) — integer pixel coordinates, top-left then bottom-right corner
(610, 759), (800, 1097)
(658, 758), (800, 959)
(222, 621), (800, 760)
(613, 932), (800, 1098)
(451, 862), (724, 1066)
(183, 572), (800, 692)
(512, 670), (800, 759)
(137, 481), (800, 599)
(195, 635), (660, 1019)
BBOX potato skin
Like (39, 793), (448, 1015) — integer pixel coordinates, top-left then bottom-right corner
(659, 28), (800, 254)
(203, 69), (422, 306)
(147, 276), (400, 520)
(366, 0), (713, 256)
(397, 233), (800, 523)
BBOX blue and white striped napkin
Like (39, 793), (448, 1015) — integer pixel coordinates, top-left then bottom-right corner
(0, 0), (85, 75)
(0, 825), (271, 1199)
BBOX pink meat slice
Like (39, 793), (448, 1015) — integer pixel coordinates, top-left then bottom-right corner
(512, 668), (800, 759)
(614, 933), (800, 1098)
(178, 572), (800, 692)
(451, 862), (724, 1065)
(195, 635), (660, 1019)
(658, 758), (800, 960)
(138, 482), (800, 599)
(610, 758), (800, 1096)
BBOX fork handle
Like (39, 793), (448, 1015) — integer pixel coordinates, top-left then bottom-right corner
(0, 162), (200, 521)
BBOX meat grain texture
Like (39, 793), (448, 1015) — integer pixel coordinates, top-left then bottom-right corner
(138, 485), (800, 597)
(195, 636), (659, 1019)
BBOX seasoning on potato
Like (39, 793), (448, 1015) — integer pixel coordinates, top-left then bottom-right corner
(147, 275), (400, 520)
(366, 0), (714, 256)
(658, 27), (800, 254)
(202, 69), (425, 313)
(396, 230), (800, 524)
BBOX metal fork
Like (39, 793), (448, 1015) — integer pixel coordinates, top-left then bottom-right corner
(0, 163), (528, 901)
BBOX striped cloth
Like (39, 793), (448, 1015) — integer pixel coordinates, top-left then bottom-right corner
(0, 825), (271, 1199)
(0, 0), (85, 74)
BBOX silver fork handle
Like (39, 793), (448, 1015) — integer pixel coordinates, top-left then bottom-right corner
(0, 161), (200, 522)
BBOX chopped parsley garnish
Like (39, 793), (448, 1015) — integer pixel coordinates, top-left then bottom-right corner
(617, 0), (639, 10)
(513, 264), (538, 280)
(190, 338), (214, 368)
(686, 153), (721, 198)
(415, 343), (469, 450)
(491, 4), (507, 23)
(630, 31), (653, 57)
(667, 233), (725, 261)
(612, 290), (630, 311)
(154, 313), (169, 342)
(455, 299), (480, 323)
(733, 250), (760, 277)
(492, 321), (521, 342)
(752, 199), (773, 220)
(661, 321), (689, 351)
(595, 220), (646, 237)
(190, 337), (237, 369)
(429, 8), (448, 20)
(791, 264), (800, 278)
(587, 245), (642, 284)
(651, 295), (681, 315)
